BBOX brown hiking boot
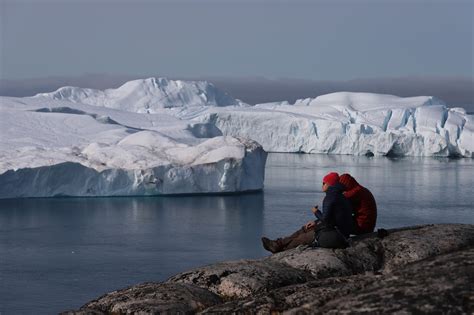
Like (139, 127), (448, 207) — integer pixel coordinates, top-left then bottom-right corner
(261, 237), (282, 253)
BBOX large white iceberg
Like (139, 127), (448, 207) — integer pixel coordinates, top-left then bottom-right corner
(191, 92), (473, 157)
(0, 91), (266, 198)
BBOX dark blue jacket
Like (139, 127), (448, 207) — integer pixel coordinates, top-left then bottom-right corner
(316, 183), (353, 237)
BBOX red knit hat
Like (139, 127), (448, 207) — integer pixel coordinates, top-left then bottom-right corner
(323, 172), (339, 186)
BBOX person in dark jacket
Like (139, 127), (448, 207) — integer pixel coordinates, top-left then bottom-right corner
(339, 173), (377, 235)
(261, 172), (353, 253)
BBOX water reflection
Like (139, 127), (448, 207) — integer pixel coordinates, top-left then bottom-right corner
(0, 193), (265, 257)
(0, 193), (264, 313)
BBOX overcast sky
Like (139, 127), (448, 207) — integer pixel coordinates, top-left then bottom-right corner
(1, 0), (473, 81)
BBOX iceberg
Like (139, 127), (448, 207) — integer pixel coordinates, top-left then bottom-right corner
(192, 92), (473, 157)
(0, 95), (266, 199)
(1, 78), (472, 198)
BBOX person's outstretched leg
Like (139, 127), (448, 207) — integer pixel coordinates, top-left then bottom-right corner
(262, 226), (315, 253)
(283, 226), (315, 250)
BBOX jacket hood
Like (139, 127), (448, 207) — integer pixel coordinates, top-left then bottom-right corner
(339, 174), (359, 190)
(326, 182), (346, 194)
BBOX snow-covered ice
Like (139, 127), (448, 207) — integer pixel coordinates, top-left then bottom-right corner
(1, 78), (472, 198)
(35, 77), (246, 113)
(0, 84), (266, 198)
(191, 92), (473, 157)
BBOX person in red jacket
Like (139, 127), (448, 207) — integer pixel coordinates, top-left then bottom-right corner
(339, 173), (377, 234)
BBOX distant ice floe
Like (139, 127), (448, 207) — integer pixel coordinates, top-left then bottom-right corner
(1, 78), (472, 198)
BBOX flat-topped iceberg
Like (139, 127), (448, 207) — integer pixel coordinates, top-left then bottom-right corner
(0, 96), (266, 199)
(191, 92), (473, 157)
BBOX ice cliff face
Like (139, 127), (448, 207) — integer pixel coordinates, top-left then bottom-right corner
(0, 97), (266, 198)
(34, 77), (246, 113)
(192, 92), (473, 157)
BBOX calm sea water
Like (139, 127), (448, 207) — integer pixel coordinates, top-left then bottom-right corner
(1, 153), (473, 314)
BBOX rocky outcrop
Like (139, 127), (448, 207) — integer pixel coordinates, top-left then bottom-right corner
(202, 247), (474, 314)
(292, 247), (474, 314)
(167, 260), (313, 299)
(65, 224), (474, 314)
(270, 223), (474, 277)
(62, 283), (222, 314)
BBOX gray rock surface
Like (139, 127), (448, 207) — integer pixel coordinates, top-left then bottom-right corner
(379, 224), (474, 272)
(167, 259), (314, 299)
(66, 224), (474, 314)
(270, 224), (474, 277)
(62, 283), (222, 314)
(286, 247), (474, 314)
(199, 274), (379, 314)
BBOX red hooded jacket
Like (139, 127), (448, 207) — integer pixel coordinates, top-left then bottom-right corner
(339, 174), (377, 234)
